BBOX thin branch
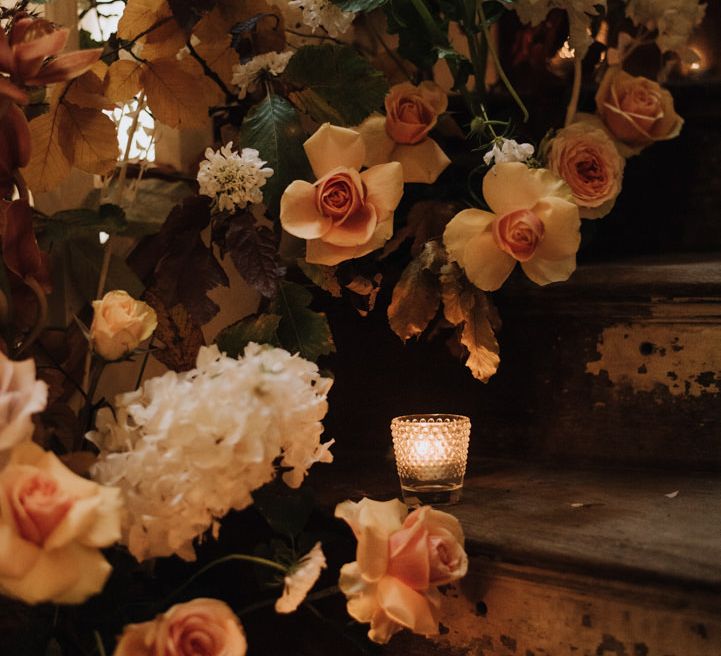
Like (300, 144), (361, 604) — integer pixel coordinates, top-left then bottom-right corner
(186, 40), (234, 99)
(16, 277), (47, 356)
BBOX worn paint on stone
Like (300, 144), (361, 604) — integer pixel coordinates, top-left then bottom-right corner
(586, 323), (721, 396)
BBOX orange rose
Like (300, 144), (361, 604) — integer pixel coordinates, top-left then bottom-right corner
(596, 67), (683, 154)
(114, 598), (247, 656)
(547, 119), (625, 219)
(280, 124), (404, 265)
(357, 82), (450, 184)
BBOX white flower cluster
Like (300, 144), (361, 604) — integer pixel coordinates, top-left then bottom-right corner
(89, 344), (334, 562)
(484, 138), (535, 166)
(288, 0), (355, 39)
(512, 0), (606, 59)
(626, 0), (705, 59)
(197, 142), (274, 213)
(231, 50), (294, 99)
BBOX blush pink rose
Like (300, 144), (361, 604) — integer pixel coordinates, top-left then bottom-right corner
(280, 124), (404, 265)
(114, 598), (247, 656)
(492, 209), (545, 262)
(596, 67), (683, 154)
(547, 119), (625, 219)
(0, 442), (121, 604)
(90, 290), (157, 361)
(335, 498), (467, 645)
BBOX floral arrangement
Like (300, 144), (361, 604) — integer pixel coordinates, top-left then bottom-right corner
(0, 0), (707, 652)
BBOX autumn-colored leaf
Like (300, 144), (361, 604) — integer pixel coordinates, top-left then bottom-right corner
(142, 18), (187, 60)
(141, 56), (221, 128)
(63, 61), (113, 110)
(104, 59), (144, 103)
(118, 0), (170, 40)
(22, 108), (71, 192)
(388, 241), (445, 341)
(298, 260), (342, 298)
(440, 263), (501, 383)
(59, 103), (118, 175)
(195, 37), (238, 87)
(382, 200), (460, 259)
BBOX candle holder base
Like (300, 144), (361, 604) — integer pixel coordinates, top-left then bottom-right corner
(401, 484), (462, 507)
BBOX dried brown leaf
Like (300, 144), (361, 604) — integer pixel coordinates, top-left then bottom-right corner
(22, 108), (71, 192)
(59, 103), (118, 175)
(104, 59), (144, 104)
(63, 61), (113, 110)
(195, 37), (238, 87)
(118, 0), (169, 40)
(382, 200), (460, 259)
(142, 18), (187, 60)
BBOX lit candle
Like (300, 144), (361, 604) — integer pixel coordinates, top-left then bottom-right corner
(391, 414), (471, 506)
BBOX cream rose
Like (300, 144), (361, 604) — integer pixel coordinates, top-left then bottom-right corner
(90, 291), (157, 361)
(596, 67), (683, 155)
(443, 162), (581, 291)
(0, 352), (47, 453)
(335, 498), (467, 645)
(114, 598), (247, 656)
(547, 119), (625, 219)
(0, 442), (121, 604)
(357, 81), (450, 184)
(280, 124), (404, 265)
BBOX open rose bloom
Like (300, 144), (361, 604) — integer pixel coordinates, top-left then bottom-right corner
(0, 442), (121, 604)
(443, 162), (581, 291)
(547, 118), (625, 219)
(280, 123), (404, 265)
(336, 498), (468, 644)
(596, 67), (683, 156)
(114, 598), (247, 656)
(357, 81), (451, 184)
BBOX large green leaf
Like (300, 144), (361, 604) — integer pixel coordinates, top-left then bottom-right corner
(285, 45), (388, 126)
(215, 313), (281, 358)
(253, 481), (315, 538)
(270, 280), (335, 362)
(239, 95), (312, 218)
(38, 204), (127, 246)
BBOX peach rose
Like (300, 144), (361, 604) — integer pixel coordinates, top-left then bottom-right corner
(280, 124), (404, 265)
(90, 290), (157, 361)
(596, 67), (683, 155)
(335, 498), (467, 645)
(0, 442), (121, 604)
(0, 352), (47, 454)
(357, 82), (451, 184)
(114, 598), (247, 656)
(547, 119), (625, 219)
(443, 162), (581, 291)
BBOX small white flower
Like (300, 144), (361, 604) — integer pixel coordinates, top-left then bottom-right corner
(197, 142), (274, 213)
(626, 0), (705, 57)
(275, 542), (327, 614)
(231, 51), (294, 99)
(288, 0), (355, 38)
(483, 138), (535, 166)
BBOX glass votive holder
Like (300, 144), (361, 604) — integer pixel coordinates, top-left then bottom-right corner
(391, 414), (471, 506)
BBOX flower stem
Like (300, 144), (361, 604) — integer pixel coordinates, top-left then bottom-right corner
(564, 55), (582, 126)
(16, 276), (47, 356)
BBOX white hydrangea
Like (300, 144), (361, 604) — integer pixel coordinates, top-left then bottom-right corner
(483, 138), (535, 166)
(197, 142), (274, 213)
(288, 0), (355, 39)
(626, 0), (705, 58)
(231, 50), (294, 99)
(275, 542), (327, 613)
(512, 0), (606, 59)
(88, 344), (334, 562)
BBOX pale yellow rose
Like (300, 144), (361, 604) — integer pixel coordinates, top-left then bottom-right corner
(357, 81), (451, 184)
(280, 123), (404, 266)
(547, 118), (626, 219)
(0, 442), (121, 604)
(596, 67), (683, 156)
(443, 162), (581, 291)
(0, 352), (47, 453)
(114, 598), (247, 656)
(335, 498), (467, 645)
(90, 291), (157, 361)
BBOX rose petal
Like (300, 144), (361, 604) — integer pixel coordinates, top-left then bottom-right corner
(361, 161), (404, 222)
(356, 114), (396, 167)
(483, 162), (571, 217)
(386, 518), (430, 591)
(462, 231), (516, 291)
(392, 138), (450, 184)
(13, 28), (69, 81)
(443, 208), (495, 266)
(280, 179), (332, 239)
(322, 203), (378, 247)
(0, 524), (39, 578)
(304, 123), (366, 179)
(377, 576), (439, 637)
(521, 254), (576, 286)
(531, 196), (581, 261)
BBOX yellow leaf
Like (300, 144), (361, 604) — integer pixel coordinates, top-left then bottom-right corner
(141, 18), (186, 60)
(195, 37), (238, 88)
(104, 59), (144, 103)
(22, 109), (72, 192)
(118, 0), (169, 40)
(58, 103), (119, 175)
(193, 0), (285, 52)
(64, 61), (114, 110)
(141, 57), (221, 129)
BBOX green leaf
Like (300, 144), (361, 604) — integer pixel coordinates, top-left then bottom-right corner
(38, 204), (128, 245)
(297, 260), (342, 298)
(253, 481), (315, 537)
(385, 0), (446, 69)
(270, 280), (335, 362)
(332, 0), (388, 12)
(284, 45), (388, 126)
(215, 313), (281, 358)
(239, 94), (312, 218)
